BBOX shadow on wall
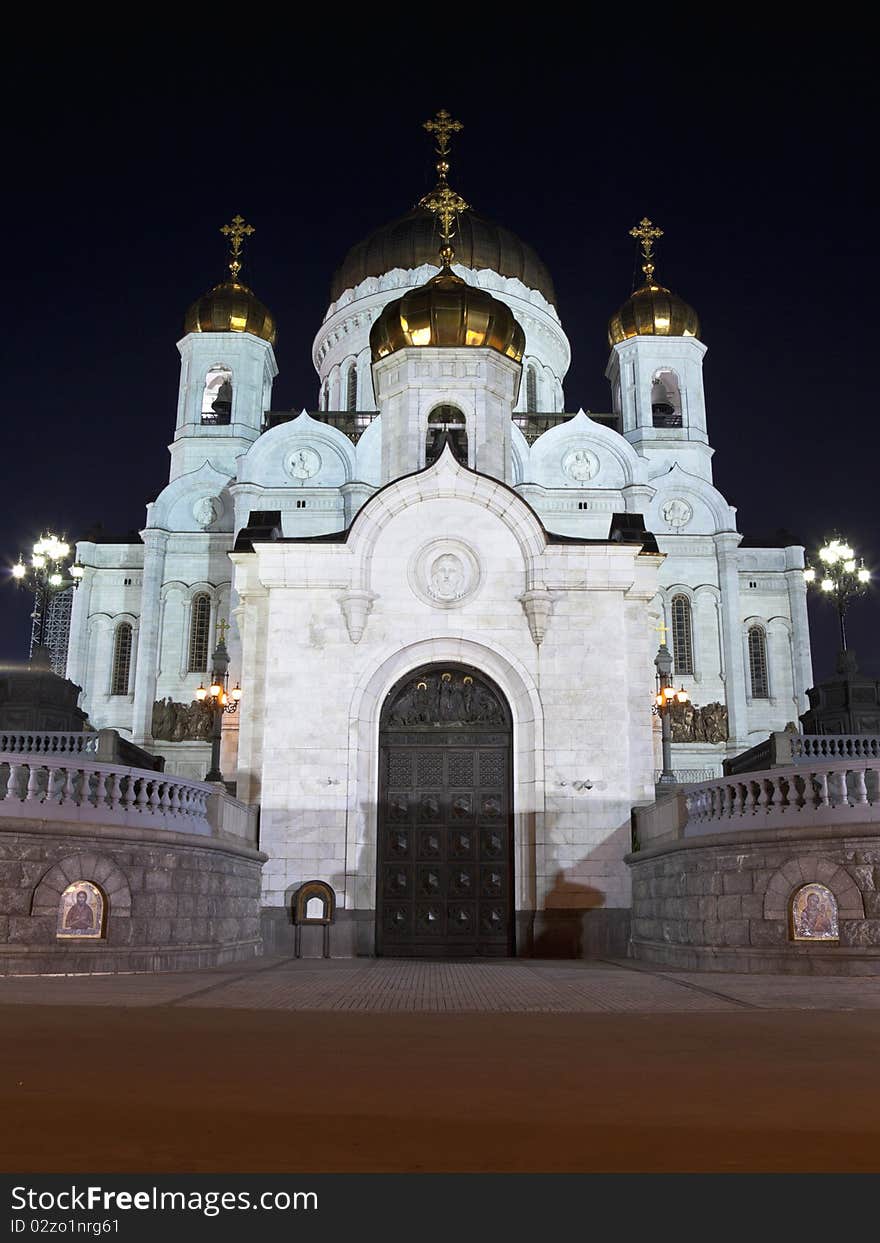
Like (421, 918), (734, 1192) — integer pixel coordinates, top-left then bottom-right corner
(533, 870), (606, 958)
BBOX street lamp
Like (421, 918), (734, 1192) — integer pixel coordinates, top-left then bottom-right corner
(653, 642), (689, 786)
(9, 532), (85, 663)
(195, 619), (242, 784)
(803, 535), (871, 655)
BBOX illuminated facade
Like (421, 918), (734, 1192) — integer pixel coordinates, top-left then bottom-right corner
(67, 116), (812, 955)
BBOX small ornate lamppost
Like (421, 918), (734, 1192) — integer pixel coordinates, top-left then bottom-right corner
(195, 619), (242, 784)
(803, 536), (870, 659)
(10, 533), (84, 663)
(654, 642), (690, 786)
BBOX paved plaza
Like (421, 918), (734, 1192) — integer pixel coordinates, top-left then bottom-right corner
(4, 957), (880, 1174)
(5, 954), (880, 1012)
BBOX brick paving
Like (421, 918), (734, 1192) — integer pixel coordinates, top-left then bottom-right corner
(3, 954), (880, 1012)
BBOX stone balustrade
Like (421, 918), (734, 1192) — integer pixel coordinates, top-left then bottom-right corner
(0, 755), (212, 835)
(0, 731), (99, 757)
(791, 735), (880, 762)
(684, 759), (880, 836)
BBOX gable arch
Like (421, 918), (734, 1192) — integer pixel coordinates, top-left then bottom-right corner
(31, 854), (132, 918)
(762, 857), (864, 921)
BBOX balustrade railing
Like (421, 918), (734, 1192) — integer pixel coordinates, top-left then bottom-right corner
(0, 731), (99, 757)
(684, 759), (880, 835)
(0, 755), (211, 834)
(791, 735), (880, 762)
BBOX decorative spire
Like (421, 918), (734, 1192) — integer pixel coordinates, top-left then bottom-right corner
(220, 214), (255, 283)
(419, 110), (469, 269)
(629, 216), (664, 285)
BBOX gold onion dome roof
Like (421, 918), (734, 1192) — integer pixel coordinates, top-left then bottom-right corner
(370, 266), (526, 362)
(183, 214), (276, 345)
(184, 280), (276, 345)
(607, 217), (700, 347)
(333, 208), (557, 307)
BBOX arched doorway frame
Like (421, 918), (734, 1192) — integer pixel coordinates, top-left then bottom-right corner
(344, 638), (545, 924)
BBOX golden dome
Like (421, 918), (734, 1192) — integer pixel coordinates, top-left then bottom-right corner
(370, 267), (525, 363)
(184, 280), (277, 345)
(333, 208), (557, 307)
(607, 280), (700, 347)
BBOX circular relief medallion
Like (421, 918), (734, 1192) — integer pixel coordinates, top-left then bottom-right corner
(662, 498), (693, 529)
(562, 447), (599, 482)
(409, 539), (482, 609)
(285, 446), (321, 480)
(192, 496), (220, 528)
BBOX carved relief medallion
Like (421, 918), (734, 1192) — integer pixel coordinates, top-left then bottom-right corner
(562, 447), (599, 481)
(285, 446), (321, 480)
(662, 497), (693, 529)
(409, 539), (481, 609)
(193, 496), (220, 528)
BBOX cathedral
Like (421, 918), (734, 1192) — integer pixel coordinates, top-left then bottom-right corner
(64, 112), (813, 957)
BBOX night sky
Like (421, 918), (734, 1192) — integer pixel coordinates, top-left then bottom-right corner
(3, 33), (875, 686)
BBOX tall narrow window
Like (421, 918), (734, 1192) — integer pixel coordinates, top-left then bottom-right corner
(526, 366), (537, 413)
(111, 623), (132, 696)
(748, 625), (769, 698)
(346, 364), (357, 412)
(188, 594), (211, 673)
(323, 382), (330, 411)
(671, 595), (694, 676)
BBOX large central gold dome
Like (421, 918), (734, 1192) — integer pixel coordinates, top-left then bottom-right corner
(333, 207), (557, 307)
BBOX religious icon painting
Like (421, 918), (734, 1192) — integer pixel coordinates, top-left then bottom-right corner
(790, 883), (839, 942)
(56, 881), (105, 939)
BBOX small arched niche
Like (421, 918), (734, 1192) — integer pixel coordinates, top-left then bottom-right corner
(425, 405), (468, 467)
(56, 880), (106, 939)
(651, 368), (682, 428)
(790, 883), (839, 942)
(201, 365), (233, 425)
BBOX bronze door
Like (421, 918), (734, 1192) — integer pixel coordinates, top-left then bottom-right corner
(377, 665), (513, 958)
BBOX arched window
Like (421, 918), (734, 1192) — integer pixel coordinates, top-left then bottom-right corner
(526, 366), (538, 413)
(748, 625), (769, 698)
(346, 364), (358, 412)
(651, 369), (682, 428)
(201, 365), (233, 425)
(110, 623), (132, 696)
(670, 595), (694, 676)
(188, 594), (211, 673)
(425, 406), (468, 466)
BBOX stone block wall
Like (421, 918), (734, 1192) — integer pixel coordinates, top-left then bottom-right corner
(628, 825), (880, 974)
(0, 820), (265, 975)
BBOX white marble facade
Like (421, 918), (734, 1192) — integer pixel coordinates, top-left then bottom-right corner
(67, 235), (813, 931)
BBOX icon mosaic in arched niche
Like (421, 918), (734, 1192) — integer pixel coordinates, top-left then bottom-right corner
(56, 881), (106, 939)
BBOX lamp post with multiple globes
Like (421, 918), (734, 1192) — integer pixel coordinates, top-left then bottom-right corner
(653, 642), (690, 786)
(10, 533), (84, 664)
(803, 536), (871, 659)
(195, 619), (242, 784)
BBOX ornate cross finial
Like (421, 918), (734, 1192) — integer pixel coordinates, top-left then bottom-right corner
(220, 214), (255, 282)
(423, 108), (463, 156)
(216, 617), (230, 646)
(652, 620), (669, 641)
(630, 216), (664, 284)
(419, 110), (468, 269)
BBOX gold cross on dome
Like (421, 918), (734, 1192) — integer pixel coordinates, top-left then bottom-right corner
(420, 182), (470, 250)
(216, 617), (230, 645)
(220, 214), (255, 281)
(652, 620), (669, 641)
(629, 217), (663, 283)
(423, 109), (463, 156)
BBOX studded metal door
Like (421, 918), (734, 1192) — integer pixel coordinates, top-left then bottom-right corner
(377, 665), (513, 958)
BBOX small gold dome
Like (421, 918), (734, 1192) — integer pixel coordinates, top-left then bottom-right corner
(184, 280), (277, 345)
(370, 268), (525, 362)
(608, 281), (700, 347)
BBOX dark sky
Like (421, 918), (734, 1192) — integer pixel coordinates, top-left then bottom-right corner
(2, 32), (875, 684)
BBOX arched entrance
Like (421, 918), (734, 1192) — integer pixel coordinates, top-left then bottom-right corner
(376, 663), (514, 958)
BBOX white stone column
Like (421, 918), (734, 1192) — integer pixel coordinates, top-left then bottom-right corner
(130, 529), (169, 743)
(65, 563), (94, 689)
(784, 549), (813, 713)
(714, 533), (749, 744)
